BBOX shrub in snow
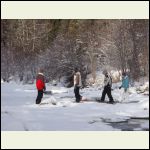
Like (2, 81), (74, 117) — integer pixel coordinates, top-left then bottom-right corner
(52, 80), (57, 86)
(86, 72), (104, 87)
(5, 76), (15, 82)
(59, 76), (73, 88)
(86, 70), (123, 87)
(110, 70), (122, 83)
(136, 82), (149, 94)
(129, 87), (137, 94)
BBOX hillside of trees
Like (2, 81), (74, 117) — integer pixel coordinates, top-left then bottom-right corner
(1, 19), (149, 85)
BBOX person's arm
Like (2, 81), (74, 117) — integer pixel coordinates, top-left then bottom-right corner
(127, 77), (129, 87)
(75, 74), (79, 86)
(43, 77), (46, 91)
(119, 79), (123, 89)
(44, 84), (46, 91)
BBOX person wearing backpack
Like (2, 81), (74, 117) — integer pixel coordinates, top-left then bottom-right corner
(35, 69), (46, 104)
(99, 70), (114, 104)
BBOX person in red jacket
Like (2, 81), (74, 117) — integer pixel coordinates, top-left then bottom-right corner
(36, 69), (46, 104)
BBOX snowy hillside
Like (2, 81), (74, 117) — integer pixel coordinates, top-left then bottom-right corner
(1, 81), (149, 131)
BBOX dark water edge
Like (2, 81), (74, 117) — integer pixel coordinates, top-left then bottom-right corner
(103, 118), (149, 131)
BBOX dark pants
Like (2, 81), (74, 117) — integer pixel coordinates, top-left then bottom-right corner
(101, 86), (114, 102)
(36, 90), (43, 104)
(74, 85), (82, 102)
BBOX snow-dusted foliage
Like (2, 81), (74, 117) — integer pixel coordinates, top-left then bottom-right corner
(1, 20), (149, 85)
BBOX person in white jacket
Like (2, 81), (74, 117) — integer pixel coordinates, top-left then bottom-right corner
(74, 67), (82, 102)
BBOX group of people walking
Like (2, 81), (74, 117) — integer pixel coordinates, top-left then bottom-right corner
(73, 68), (129, 104)
(35, 68), (129, 104)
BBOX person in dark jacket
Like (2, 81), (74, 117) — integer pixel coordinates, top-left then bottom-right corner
(99, 70), (114, 104)
(36, 69), (46, 104)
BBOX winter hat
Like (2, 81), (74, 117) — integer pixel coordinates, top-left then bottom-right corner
(122, 72), (126, 76)
(103, 69), (108, 75)
(74, 67), (79, 73)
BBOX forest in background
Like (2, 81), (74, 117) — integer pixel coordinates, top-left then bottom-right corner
(1, 19), (149, 86)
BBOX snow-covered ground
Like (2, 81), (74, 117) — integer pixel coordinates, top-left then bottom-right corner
(1, 81), (149, 131)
